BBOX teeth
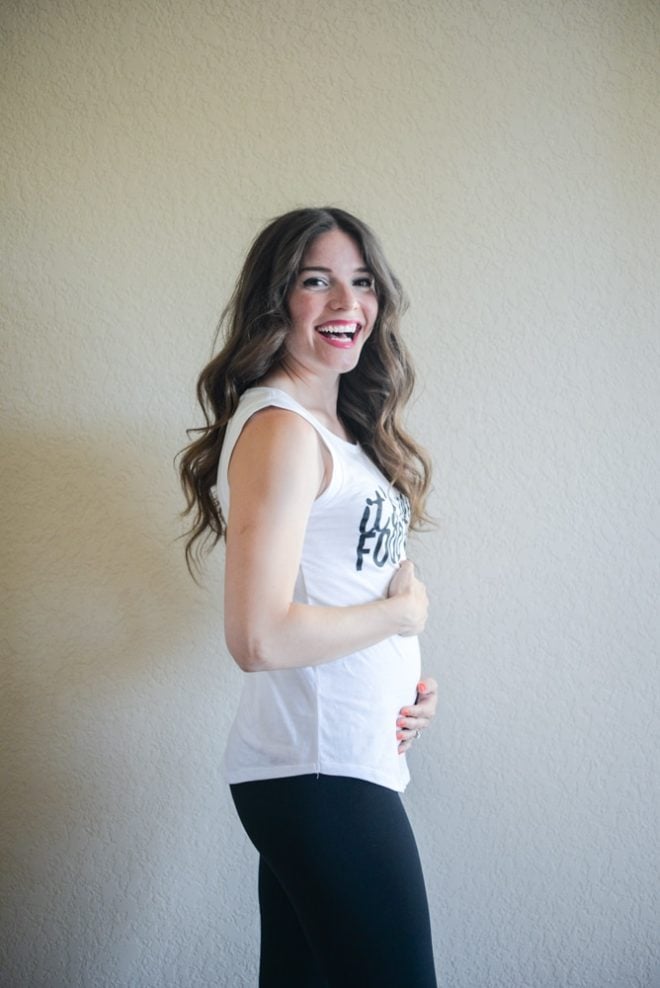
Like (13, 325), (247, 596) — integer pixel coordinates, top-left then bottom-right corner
(316, 322), (360, 339)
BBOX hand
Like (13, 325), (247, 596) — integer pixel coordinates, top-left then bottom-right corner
(396, 676), (438, 754)
(387, 561), (428, 636)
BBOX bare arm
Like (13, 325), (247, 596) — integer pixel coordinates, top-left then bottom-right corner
(224, 408), (427, 672)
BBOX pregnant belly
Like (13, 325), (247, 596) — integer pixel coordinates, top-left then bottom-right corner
(319, 635), (421, 719)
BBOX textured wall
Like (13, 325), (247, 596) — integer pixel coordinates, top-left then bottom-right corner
(2, 1), (659, 986)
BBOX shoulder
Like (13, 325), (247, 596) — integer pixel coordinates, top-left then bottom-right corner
(230, 405), (327, 495)
(238, 404), (322, 450)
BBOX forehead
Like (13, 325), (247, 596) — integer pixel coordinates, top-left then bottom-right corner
(301, 228), (367, 269)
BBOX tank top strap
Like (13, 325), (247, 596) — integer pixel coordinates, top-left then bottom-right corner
(216, 387), (358, 514)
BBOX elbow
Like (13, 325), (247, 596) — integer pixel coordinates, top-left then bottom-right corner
(232, 648), (268, 674)
(225, 627), (273, 673)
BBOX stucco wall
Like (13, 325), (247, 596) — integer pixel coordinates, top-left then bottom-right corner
(2, 1), (659, 986)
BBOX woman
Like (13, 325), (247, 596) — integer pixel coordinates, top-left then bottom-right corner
(180, 207), (438, 986)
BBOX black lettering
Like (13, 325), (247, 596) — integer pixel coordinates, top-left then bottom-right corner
(355, 488), (410, 572)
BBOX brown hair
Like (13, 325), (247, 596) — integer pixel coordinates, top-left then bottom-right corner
(178, 206), (431, 575)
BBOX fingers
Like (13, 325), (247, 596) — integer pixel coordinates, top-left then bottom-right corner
(397, 727), (422, 754)
(410, 677), (439, 717)
(396, 712), (426, 730)
(415, 680), (438, 711)
(396, 715), (428, 753)
(404, 700), (437, 720)
(396, 674), (438, 753)
(386, 562), (429, 637)
(397, 714), (431, 732)
(387, 560), (418, 598)
(417, 676), (438, 697)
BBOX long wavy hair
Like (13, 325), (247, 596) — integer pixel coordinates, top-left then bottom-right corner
(178, 206), (431, 575)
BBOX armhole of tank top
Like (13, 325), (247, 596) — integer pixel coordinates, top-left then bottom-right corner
(222, 399), (343, 508)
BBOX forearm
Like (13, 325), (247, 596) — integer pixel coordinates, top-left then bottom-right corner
(226, 595), (414, 673)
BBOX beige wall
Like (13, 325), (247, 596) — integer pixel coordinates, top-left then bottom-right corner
(2, 1), (659, 985)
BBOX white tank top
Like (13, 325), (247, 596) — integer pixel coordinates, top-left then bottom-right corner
(216, 387), (421, 792)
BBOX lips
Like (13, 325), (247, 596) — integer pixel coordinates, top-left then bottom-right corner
(314, 321), (362, 347)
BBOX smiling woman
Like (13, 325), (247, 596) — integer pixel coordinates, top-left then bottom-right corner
(275, 228), (379, 403)
(178, 207), (438, 985)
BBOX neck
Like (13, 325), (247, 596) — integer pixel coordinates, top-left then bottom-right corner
(262, 366), (341, 418)
(260, 367), (354, 442)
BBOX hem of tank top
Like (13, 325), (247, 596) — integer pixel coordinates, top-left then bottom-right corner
(313, 664), (321, 779)
(224, 762), (409, 793)
(315, 760), (409, 791)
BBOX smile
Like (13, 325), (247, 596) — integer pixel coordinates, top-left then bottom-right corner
(315, 321), (362, 346)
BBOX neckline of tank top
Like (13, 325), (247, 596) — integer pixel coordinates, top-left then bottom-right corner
(246, 386), (363, 451)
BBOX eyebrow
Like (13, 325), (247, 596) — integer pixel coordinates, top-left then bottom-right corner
(299, 265), (372, 273)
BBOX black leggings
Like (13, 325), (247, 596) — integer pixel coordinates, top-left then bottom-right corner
(230, 775), (437, 987)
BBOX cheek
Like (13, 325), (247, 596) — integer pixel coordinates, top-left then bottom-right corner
(287, 301), (312, 334)
(286, 285), (311, 316)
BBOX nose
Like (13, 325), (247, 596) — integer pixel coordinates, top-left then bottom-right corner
(330, 281), (357, 310)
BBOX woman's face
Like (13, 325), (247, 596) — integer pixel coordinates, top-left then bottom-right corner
(284, 228), (378, 380)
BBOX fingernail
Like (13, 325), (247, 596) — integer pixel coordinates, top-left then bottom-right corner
(396, 732), (404, 740)
(401, 709), (410, 717)
(396, 719), (404, 727)
(417, 683), (426, 693)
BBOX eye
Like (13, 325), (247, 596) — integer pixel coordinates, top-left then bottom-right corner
(301, 276), (329, 289)
(353, 276), (375, 289)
